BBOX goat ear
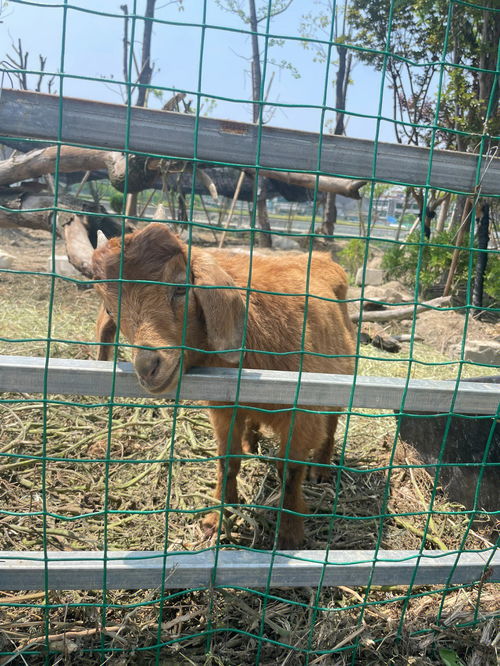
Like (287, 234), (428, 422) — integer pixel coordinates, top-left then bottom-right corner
(190, 251), (245, 363)
(95, 303), (116, 361)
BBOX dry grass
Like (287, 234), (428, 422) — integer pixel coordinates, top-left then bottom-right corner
(0, 264), (498, 665)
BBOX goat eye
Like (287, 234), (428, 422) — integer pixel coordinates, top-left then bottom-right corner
(173, 285), (187, 298)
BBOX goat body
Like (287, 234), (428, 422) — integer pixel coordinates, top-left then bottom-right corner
(93, 223), (355, 548)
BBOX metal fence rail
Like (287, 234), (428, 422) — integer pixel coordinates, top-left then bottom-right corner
(2, 549), (498, 590)
(1, 89), (499, 195)
(1, 356), (499, 414)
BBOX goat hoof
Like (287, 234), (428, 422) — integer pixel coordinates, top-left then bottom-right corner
(307, 464), (332, 484)
(201, 512), (219, 539)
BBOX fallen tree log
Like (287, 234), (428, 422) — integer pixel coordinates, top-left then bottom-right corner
(351, 296), (452, 323)
(1, 143), (366, 202)
(145, 162), (367, 199)
(0, 192), (133, 245)
(359, 323), (401, 353)
(248, 169), (367, 199)
(0, 146), (157, 194)
(0, 146), (113, 185)
(0, 145), (218, 198)
(393, 334), (424, 343)
(62, 215), (96, 279)
(0, 193), (56, 232)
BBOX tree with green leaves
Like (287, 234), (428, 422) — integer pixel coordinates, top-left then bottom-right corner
(348, 0), (499, 235)
(348, 0), (499, 149)
(348, 0), (442, 148)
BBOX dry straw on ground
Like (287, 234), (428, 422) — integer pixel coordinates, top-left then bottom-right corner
(0, 267), (498, 665)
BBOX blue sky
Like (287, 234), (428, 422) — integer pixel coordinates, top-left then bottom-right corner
(1, 0), (396, 141)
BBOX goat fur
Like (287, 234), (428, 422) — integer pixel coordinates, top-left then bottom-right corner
(92, 223), (355, 548)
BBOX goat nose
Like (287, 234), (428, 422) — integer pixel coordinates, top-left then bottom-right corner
(135, 349), (161, 383)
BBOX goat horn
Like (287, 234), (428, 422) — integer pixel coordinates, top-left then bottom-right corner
(96, 229), (108, 248)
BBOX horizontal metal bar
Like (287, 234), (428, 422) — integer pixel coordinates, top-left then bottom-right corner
(0, 549), (497, 590)
(0, 356), (498, 414)
(1, 89), (498, 195)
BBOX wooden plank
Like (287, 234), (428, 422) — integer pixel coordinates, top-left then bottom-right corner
(1, 89), (499, 195)
(0, 549), (497, 590)
(0, 356), (499, 414)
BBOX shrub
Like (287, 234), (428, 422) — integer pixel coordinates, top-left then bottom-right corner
(109, 191), (125, 214)
(338, 239), (366, 280)
(381, 230), (498, 306)
(484, 256), (500, 303)
(382, 231), (467, 293)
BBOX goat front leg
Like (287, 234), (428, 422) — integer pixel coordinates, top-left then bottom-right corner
(308, 413), (339, 483)
(202, 408), (245, 539)
(275, 414), (314, 549)
(242, 418), (261, 454)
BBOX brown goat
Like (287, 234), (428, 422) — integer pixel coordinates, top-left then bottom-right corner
(92, 223), (355, 548)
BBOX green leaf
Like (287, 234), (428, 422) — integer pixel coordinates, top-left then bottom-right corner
(438, 648), (465, 666)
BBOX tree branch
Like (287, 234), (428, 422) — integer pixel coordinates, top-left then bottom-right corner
(351, 296), (452, 323)
(0, 145), (157, 194)
(253, 169), (367, 199)
(62, 214), (96, 279)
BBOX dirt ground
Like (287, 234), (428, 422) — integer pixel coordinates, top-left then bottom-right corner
(2, 227), (68, 271)
(347, 285), (499, 361)
(0, 227), (498, 665)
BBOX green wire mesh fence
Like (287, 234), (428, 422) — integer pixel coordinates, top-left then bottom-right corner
(0, 0), (499, 664)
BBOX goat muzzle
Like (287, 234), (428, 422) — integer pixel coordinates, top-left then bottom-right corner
(134, 349), (180, 394)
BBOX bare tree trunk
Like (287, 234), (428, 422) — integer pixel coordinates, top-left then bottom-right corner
(358, 199), (366, 236)
(248, 0), (271, 247)
(126, 0), (155, 214)
(405, 214), (421, 241)
(435, 193), (451, 233)
(248, 0), (262, 125)
(177, 193), (187, 221)
(450, 195), (467, 230)
(479, 3), (500, 125)
(410, 187), (452, 238)
(125, 192), (138, 218)
(89, 181), (100, 208)
(219, 170), (246, 248)
(199, 195), (219, 243)
(472, 202), (490, 318)
(321, 42), (352, 238)
(135, 0), (156, 107)
(334, 45), (350, 136)
(322, 192), (337, 237)
(120, 4), (129, 83)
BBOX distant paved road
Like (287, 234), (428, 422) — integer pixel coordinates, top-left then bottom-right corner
(152, 207), (409, 241)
